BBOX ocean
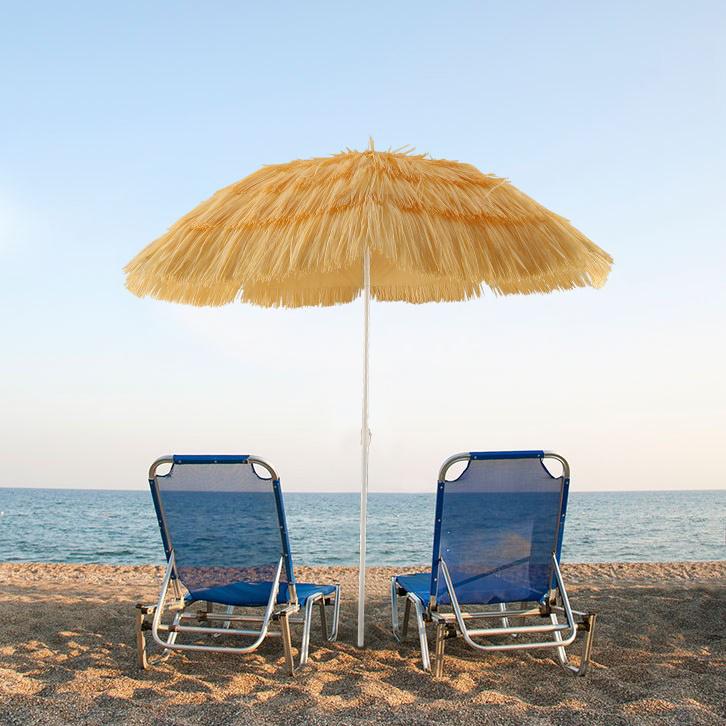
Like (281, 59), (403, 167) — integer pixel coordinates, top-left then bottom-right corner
(0, 489), (723, 565)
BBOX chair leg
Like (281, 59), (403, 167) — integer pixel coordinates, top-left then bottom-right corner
(160, 612), (182, 660)
(328, 585), (341, 642)
(222, 604), (234, 630)
(279, 611), (296, 677)
(391, 578), (412, 643)
(391, 577), (398, 639)
(410, 595), (431, 672)
(135, 607), (149, 670)
(213, 605), (235, 638)
(136, 604), (181, 669)
(551, 612), (597, 676)
(574, 613), (597, 676)
(402, 598), (412, 641)
(434, 620), (447, 678)
(499, 602), (513, 632)
(550, 613), (568, 667)
(318, 596), (328, 640)
(299, 595), (319, 668)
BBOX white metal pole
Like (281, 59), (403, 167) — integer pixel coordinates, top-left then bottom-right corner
(357, 248), (371, 648)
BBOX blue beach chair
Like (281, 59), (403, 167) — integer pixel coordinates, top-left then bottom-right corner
(391, 451), (596, 677)
(135, 455), (341, 675)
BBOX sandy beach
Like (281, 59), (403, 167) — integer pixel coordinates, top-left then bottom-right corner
(0, 561), (723, 725)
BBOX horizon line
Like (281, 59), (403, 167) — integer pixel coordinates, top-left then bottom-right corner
(1, 486), (724, 494)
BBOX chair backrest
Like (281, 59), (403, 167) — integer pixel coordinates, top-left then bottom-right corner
(430, 451), (569, 608)
(148, 455), (296, 599)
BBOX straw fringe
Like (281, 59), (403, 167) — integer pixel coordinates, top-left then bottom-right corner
(125, 148), (613, 308)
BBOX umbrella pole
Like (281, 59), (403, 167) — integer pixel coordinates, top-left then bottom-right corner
(358, 248), (371, 648)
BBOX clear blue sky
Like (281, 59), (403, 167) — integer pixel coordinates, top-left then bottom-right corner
(1, 1), (724, 491)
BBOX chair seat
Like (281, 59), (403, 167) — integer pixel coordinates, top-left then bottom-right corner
(395, 573), (435, 604)
(187, 581), (336, 607)
(395, 572), (546, 606)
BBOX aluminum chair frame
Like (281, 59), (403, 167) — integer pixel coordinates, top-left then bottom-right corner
(392, 451), (596, 677)
(136, 455), (341, 675)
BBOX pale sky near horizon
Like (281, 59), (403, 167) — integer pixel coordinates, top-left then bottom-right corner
(1, 1), (724, 492)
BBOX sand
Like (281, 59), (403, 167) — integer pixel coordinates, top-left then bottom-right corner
(0, 562), (724, 725)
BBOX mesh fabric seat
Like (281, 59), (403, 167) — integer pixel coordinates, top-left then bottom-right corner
(135, 455), (341, 675)
(391, 451), (596, 676)
(187, 581), (337, 608)
(394, 570), (544, 607)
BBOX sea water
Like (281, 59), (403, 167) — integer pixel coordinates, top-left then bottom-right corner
(0, 489), (723, 565)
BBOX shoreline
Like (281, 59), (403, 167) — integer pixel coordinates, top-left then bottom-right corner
(1, 561), (724, 725)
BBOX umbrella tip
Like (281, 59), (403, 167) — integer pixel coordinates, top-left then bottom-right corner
(368, 136), (375, 152)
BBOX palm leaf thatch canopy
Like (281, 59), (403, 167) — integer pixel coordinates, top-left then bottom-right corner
(125, 143), (612, 308)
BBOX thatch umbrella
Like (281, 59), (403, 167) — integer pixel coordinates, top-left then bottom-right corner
(125, 141), (613, 647)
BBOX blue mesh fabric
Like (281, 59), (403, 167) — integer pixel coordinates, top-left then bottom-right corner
(186, 581), (336, 607)
(154, 462), (284, 595)
(435, 457), (564, 606)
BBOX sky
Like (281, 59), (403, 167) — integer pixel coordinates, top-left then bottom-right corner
(0, 1), (724, 492)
